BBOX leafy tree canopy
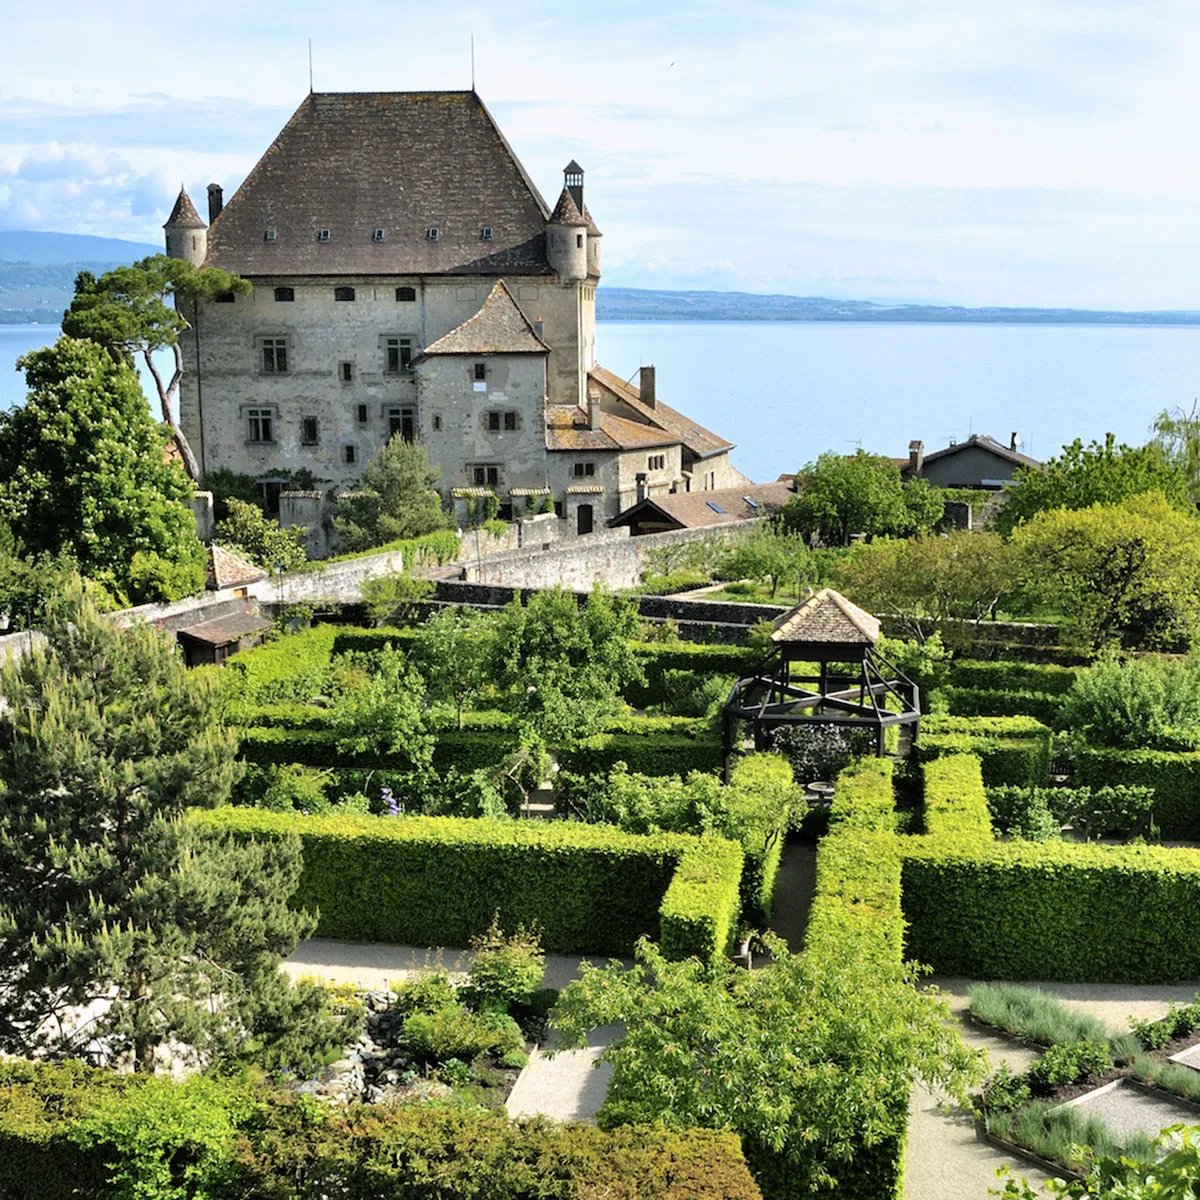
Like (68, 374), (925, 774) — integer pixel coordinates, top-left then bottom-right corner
(214, 498), (307, 572)
(62, 254), (250, 481)
(332, 437), (451, 553)
(411, 606), (498, 728)
(780, 451), (944, 546)
(1011, 490), (1200, 651)
(717, 524), (815, 598)
(0, 585), (349, 1074)
(996, 432), (1191, 536)
(0, 337), (204, 604)
(1151, 400), (1200, 506)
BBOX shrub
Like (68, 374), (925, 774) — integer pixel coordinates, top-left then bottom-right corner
(949, 660), (1079, 696)
(1073, 746), (1200, 840)
(391, 971), (459, 1017)
(771, 722), (876, 783)
(968, 982), (1109, 1047)
(468, 916), (545, 1010)
(986, 785), (1061, 841)
(981, 1063), (1031, 1114)
(402, 1005), (523, 1063)
(1026, 1039), (1113, 1092)
(914, 726), (1051, 786)
(946, 686), (1061, 724)
(222, 625), (337, 704)
(661, 670), (736, 717)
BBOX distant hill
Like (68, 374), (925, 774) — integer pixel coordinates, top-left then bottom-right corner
(0, 230), (160, 265)
(597, 287), (1200, 326)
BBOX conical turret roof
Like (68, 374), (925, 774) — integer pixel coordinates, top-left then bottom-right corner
(164, 187), (206, 230)
(548, 187), (587, 226)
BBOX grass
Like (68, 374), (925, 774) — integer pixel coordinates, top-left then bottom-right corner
(1129, 1055), (1200, 1104)
(969, 982), (1110, 1047)
(986, 1100), (1155, 1173)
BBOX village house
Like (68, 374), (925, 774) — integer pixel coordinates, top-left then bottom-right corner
(899, 433), (1041, 490)
(164, 90), (746, 534)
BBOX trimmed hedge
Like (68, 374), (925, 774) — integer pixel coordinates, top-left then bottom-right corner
(901, 838), (1200, 982)
(192, 808), (741, 964)
(626, 641), (758, 707)
(557, 733), (723, 777)
(1074, 746), (1200, 841)
(946, 685), (1061, 724)
(221, 625), (337, 704)
(915, 717), (1052, 787)
(922, 754), (993, 840)
(0, 1065), (763, 1200)
(949, 660), (1078, 696)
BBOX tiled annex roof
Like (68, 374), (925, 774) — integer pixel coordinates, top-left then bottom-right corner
(207, 545), (268, 591)
(587, 366), (733, 460)
(419, 281), (550, 356)
(545, 405), (680, 452)
(771, 588), (880, 645)
(178, 611), (273, 647)
(164, 187), (206, 230)
(610, 482), (793, 530)
(205, 91), (555, 277)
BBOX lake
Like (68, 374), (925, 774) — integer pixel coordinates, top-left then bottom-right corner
(4, 320), (1199, 482)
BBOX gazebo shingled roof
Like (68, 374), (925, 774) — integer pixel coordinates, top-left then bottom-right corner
(771, 588), (880, 645)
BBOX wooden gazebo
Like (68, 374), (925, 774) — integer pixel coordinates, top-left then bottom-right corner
(722, 588), (921, 779)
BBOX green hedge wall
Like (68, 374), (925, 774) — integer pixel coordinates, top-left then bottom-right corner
(221, 625), (338, 704)
(0, 1065), (763, 1200)
(557, 733), (724, 777)
(945, 686), (1061, 725)
(626, 641), (758, 707)
(914, 716), (1052, 787)
(802, 757), (908, 1196)
(948, 660), (1078, 696)
(1074, 746), (1200, 841)
(901, 839), (1200, 982)
(922, 754), (993, 840)
(192, 808), (740, 964)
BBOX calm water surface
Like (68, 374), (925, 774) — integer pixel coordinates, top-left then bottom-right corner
(4, 320), (1199, 482)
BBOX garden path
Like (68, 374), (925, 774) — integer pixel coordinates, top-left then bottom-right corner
(905, 978), (1200, 1199)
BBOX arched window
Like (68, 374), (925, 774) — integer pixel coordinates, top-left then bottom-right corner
(395, 286), (416, 302)
(334, 286), (356, 302)
(274, 286), (295, 302)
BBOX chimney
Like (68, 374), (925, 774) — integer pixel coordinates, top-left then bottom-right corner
(640, 364), (656, 409)
(1010, 431), (1019, 452)
(533, 316), (545, 340)
(587, 394), (600, 431)
(207, 183), (223, 224)
(635, 472), (649, 503)
(908, 439), (925, 474)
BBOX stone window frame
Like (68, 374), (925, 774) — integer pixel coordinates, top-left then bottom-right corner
(395, 286), (417, 302)
(485, 410), (519, 433)
(343, 444), (358, 465)
(300, 415), (319, 445)
(256, 335), (290, 375)
(473, 362), (487, 382)
(470, 463), (501, 487)
(573, 461), (596, 478)
(385, 404), (417, 444)
(243, 405), (277, 445)
(355, 403), (369, 425)
(274, 286), (294, 302)
(648, 453), (666, 471)
(334, 286), (356, 302)
(381, 334), (416, 374)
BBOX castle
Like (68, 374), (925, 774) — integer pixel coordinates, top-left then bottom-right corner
(164, 91), (746, 533)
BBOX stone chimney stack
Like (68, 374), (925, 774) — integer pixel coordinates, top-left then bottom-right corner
(1010, 431), (1019, 452)
(207, 183), (223, 225)
(587, 394), (600, 431)
(640, 364), (656, 409)
(908, 439), (925, 474)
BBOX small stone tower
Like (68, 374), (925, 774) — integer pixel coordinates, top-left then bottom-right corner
(545, 162), (588, 281)
(163, 186), (207, 267)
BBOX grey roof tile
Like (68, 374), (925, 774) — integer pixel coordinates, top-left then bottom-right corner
(419, 280), (549, 355)
(165, 188), (206, 230)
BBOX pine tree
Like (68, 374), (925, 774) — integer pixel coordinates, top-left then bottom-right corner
(0, 585), (347, 1073)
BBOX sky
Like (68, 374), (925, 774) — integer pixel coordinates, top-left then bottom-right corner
(2, 0), (1200, 308)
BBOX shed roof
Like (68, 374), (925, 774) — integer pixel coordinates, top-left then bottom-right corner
(177, 611), (273, 647)
(207, 545), (268, 590)
(204, 91), (555, 276)
(771, 588), (880, 645)
(902, 434), (1041, 476)
(419, 280), (549, 356)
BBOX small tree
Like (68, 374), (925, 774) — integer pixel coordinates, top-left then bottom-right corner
(213, 498), (307, 571)
(996, 432), (1191, 535)
(1151, 401), (1200, 505)
(411, 606), (498, 728)
(0, 337), (205, 604)
(0, 586), (346, 1073)
(332, 437), (450, 553)
(717, 524), (813, 598)
(62, 255), (251, 482)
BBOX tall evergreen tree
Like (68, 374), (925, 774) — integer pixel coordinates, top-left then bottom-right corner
(0, 586), (346, 1073)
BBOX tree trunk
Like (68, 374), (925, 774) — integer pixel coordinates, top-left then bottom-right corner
(143, 346), (201, 484)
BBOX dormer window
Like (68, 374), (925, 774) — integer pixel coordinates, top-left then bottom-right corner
(264, 228), (277, 242)
(317, 229), (331, 242)
(334, 286), (356, 302)
(373, 228), (385, 242)
(482, 226), (494, 241)
(427, 227), (440, 241)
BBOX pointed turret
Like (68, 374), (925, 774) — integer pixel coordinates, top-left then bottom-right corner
(163, 186), (207, 266)
(546, 163), (589, 281)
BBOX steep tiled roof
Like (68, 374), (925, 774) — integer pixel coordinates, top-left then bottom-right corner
(610, 482), (793, 530)
(207, 545), (268, 590)
(587, 366), (733, 459)
(205, 91), (556, 276)
(901, 434), (1041, 476)
(164, 187), (206, 230)
(178, 610), (273, 647)
(419, 281), (550, 356)
(582, 204), (602, 236)
(548, 188), (587, 226)
(546, 405), (680, 452)
(771, 588), (880, 645)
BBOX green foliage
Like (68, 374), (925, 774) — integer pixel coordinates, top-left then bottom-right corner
(193, 806), (739, 962)
(658, 837), (743, 964)
(410, 606), (497, 728)
(986, 1100), (1153, 1179)
(996, 432), (1192, 536)
(901, 837), (1200, 981)
(0, 337), (205, 603)
(829, 756), (898, 832)
(556, 732), (723, 777)
(950, 659), (1080, 695)
(923, 753), (994, 839)
(1062, 653), (1200, 750)
(659, 669), (736, 717)
(627, 641), (758, 708)
(716, 524), (814, 598)
(877, 631), (952, 712)
(221, 624), (338, 704)
(213, 497), (307, 571)
(0, 588), (345, 1073)
(1073, 746), (1200, 840)
(915, 733), (1051, 787)
(1011, 491), (1200, 651)
(203, 468), (270, 522)
(332, 436), (450, 552)
(1026, 1040), (1113, 1091)
(402, 1005), (523, 1064)
(832, 532), (1018, 644)
(946, 685), (1061, 723)
(360, 568), (434, 625)
(468, 915), (545, 1009)
(780, 449), (945, 546)
(968, 983), (1110, 1047)
(770, 721), (876, 782)
(985, 785), (1062, 841)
